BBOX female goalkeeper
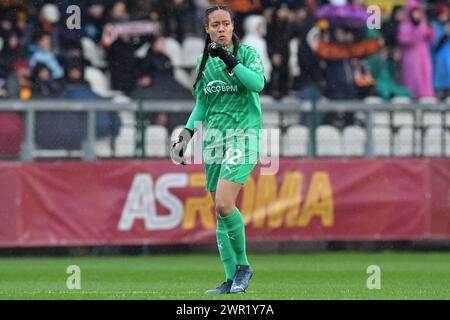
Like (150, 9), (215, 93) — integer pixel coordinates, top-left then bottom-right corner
(170, 5), (264, 294)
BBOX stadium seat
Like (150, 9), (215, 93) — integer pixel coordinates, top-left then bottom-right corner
(390, 96), (411, 104)
(163, 37), (183, 68)
(316, 125), (342, 156)
(422, 112), (442, 127)
(423, 127), (442, 156)
(373, 127), (392, 156)
(181, 36), (204, 68)
(424, 127), (450, 157)
(393, 111), (414, 127)
(95, 138), (112, 157)
(363, 96), (383, 104)
(119, 111), (136, 128)
(281, 96), (299, 103)
(393, 127), (418, 156)
(283, 125), (309, 156)
(373, 111), (391, 126)
(262, 111), (280, 128)
(115, 127), (136, 157)
(281, 112), (301, 127)
(84, 66), (114, 98)
(418, 96), (438, 104)
(174, 68), (195, 90)
(259, 95), (274, 104)
(81, 37), (107, 68)
(145, 125), (168, 157)
(343, 125), (366, 156)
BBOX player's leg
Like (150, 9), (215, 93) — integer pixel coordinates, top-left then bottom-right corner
(215, 178), (253, 293)
(205, 164), (236, 294)
(205, 191), (236, 295)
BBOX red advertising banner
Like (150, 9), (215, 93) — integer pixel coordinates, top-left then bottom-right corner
(429, 159), (450, 237)
(0, 163), (20, 247)
(0, 158), (449, 247)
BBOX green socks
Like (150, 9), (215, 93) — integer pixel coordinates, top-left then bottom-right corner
(220, 207), (250, 267)
(216, 219), (237, 281)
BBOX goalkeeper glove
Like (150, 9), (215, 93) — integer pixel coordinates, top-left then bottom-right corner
(170, 128), (194, 165)
(207, 42), (239, 70)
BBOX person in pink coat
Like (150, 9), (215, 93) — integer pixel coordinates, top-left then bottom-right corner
(397, 0), (435, 99)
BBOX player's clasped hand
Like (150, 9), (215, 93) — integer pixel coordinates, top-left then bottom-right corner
(207, 42), (239, 69)
(208, 42), (228, 58)
(170, 128), (193, 165)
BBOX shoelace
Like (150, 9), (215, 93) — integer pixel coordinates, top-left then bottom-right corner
(234, 270), (247, 284)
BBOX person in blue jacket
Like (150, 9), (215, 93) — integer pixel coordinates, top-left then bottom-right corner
(431, 3), (450, 100)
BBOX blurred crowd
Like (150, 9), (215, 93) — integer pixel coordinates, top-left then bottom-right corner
(0, 0), (450, 155)
(1, 0), (450, 103)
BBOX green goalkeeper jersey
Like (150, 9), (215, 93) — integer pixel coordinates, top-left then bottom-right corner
(192, 44), (264, 132)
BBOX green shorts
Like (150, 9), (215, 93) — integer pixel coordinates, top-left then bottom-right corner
(203, 128), (260, 192)
(204, 161), (257, 192)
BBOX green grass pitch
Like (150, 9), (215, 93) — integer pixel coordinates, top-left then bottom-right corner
(1, 252), (449, 299)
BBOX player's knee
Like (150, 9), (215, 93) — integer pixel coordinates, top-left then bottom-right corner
(215, 201), (234, 217)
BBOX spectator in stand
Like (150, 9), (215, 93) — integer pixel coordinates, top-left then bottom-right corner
(291, 5), (323, 100)
(83, 1), (108, 43)
(62, 60), (121, 139)
(31, 63), (63, 98)
(22, 3), (62, 53)
(135, 36), (192, 132)
(377, 5), (409, 100)
(382, 5), (405, 49)
(431, 2), (450, 101)
(366, 32), (411, 101)
(224, 0), (263, 38)
(194, 0), (210, 37)
(0, 9), (16, 38)
(107, 34), (140, 95)
(397, 0), (435, 99)
(242, 14), (272, 83)
(0, 31), (25, 81)
(108, 1), (129, 23)
(128, 0), (160, 20)
(105, 2), (141, 95)
(160, 0), (195, 43)
(29, 32), (64, 80)
(6, 59), (33, 100)
(323, 26), (358, 100)
(136, 36), (192, 100)
(266, 4), (292, 99)
(14, 9), (29, 43)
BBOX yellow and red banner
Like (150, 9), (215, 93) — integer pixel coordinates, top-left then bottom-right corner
(0, 158), (449, 247)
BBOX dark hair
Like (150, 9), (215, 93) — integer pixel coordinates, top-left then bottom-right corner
(32, 31), (50, 45)
(193, 6), (240, 90)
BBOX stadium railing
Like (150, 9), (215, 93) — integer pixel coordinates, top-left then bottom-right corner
(0, 99), (449, 161)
